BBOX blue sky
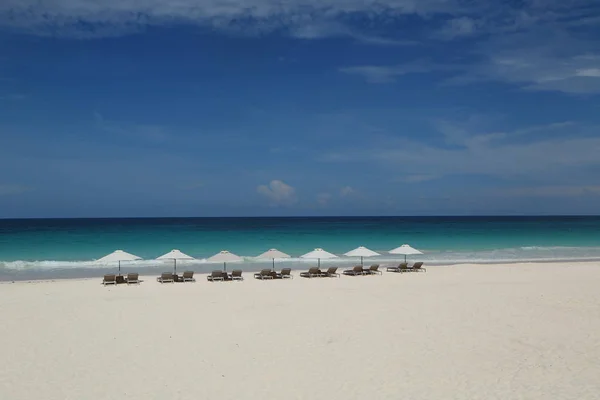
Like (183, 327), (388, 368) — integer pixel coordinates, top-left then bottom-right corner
(1, 0), (600, 217)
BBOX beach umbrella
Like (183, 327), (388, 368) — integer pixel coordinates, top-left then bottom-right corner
(256, 248), (291, 271)
(300, 248), (338, 269)
(389, 244), (423, 262)
(344, 246), (380, 266)
(96, 250), (142, 274)
(156, 249), (195, 274)
(207, 250), (243, 272)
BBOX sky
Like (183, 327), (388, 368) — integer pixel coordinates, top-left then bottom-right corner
(1, 0), (600, 218)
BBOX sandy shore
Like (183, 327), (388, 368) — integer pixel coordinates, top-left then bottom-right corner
(1, 262), (599, 399)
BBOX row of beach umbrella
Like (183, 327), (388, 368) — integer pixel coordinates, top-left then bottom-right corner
(96, 244), (423, 274)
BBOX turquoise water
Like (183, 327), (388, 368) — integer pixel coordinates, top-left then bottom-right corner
(1, 217), (600, 279)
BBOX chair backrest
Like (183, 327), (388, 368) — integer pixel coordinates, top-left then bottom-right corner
(104, 274), (116, 281)
(127, 273), (138, 280)
(281, 268), (291, 276)
(412, 262), (423, 269)
(326, 267), (337, 274)
(232, 270), (242, 277)
(308, 267), (319, 274)
(211, 270), (223, 277)
(354, 265), (363, 272)
(399, 263), (409, 269)
(161, 272), (173, 279)
(369, 265), (380, 271)
(183, 271), (194, 278)
(260, 269), (271, 275)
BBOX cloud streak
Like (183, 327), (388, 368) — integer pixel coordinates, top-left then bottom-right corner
(321, 120), (600, 185)
(0, 0), (465, 38)
(340, 60), (460, 83)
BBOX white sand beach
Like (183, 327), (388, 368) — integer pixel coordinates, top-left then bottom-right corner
(1, 262), (599, 400)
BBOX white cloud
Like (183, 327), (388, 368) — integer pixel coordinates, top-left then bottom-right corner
(257, 180), (297, 206)
(435, 16), (479, 39)
(340, 186), (354, 196)
(468, 36), (600, 94)
(0, 0), (465, 38)
(0, 184), (33, 196)
(340, 60), (460, 83)
(321, 120), (600, 183)
(289, 20), (415, 46)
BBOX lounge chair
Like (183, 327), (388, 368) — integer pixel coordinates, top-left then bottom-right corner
(386, 262), (408, 272)
(207, 270), (225, 282)
(278, 268), (293, 279)
(126, 273), (140, 284)
(181, 271), (195, 282)
(102, 274), (117, 286)
(409, 262), (426, 272)
(323, 266), (340, 277)
(366, 264), (382, 275)
(157, 272), (174, 283)
(231, 270), (244, 281)
(343, 265), (365, 276)
(300, 267), (322, 278)
(254, 269), (274, 280)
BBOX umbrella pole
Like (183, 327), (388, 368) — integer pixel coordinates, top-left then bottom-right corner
(118, 260), (121, 275)
(272, 258), (275, 272)
(224, 262), (226, 272)
(361, 256), (364, 266)
(174, 259), (177, 275)
(318, 258), (320, 269)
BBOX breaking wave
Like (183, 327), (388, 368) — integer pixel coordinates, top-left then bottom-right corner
(3, 246), (600, 271)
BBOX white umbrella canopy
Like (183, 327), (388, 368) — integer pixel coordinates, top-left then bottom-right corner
(156, 249), (195, 274)
(344, 246), (380, 266)
(389, 244), (423, 262)
(96, 250), (142, 274)
(300, 248), (338, 268)
(256, 248), (291, 271)
(207, 250), (243, 271)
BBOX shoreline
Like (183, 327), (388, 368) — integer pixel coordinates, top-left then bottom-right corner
(1, 259), (598, 283)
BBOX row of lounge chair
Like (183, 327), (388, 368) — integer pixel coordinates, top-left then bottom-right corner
(254, 268), (293, 279)
(102, 273), (140, 286)
(386, 262), (425, 273)
(206, 270), (244, 282)
(300, 263), (425, 277)
(102, 262), (425, 285)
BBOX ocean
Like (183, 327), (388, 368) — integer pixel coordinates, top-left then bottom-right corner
(1, 216), (600, 280)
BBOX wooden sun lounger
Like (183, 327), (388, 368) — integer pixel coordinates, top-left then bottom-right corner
(181, 271), (195, 282)
(207, 270), (225, 282)
(231, 270), (244, 281)
(343, 265), (365, 276)
(254, 269), (274, 280)
(409, 262), (426, 272)
(126, 273), (140, 284)
(157, 272), (175, 283)
(278, 268), (293, 279)
(323, 267), (340, 277)
(102, 274), (117, 286)
(366, 264), (382, 275)
(300, 267), (322, 278)
(386, 263), (408, 272)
